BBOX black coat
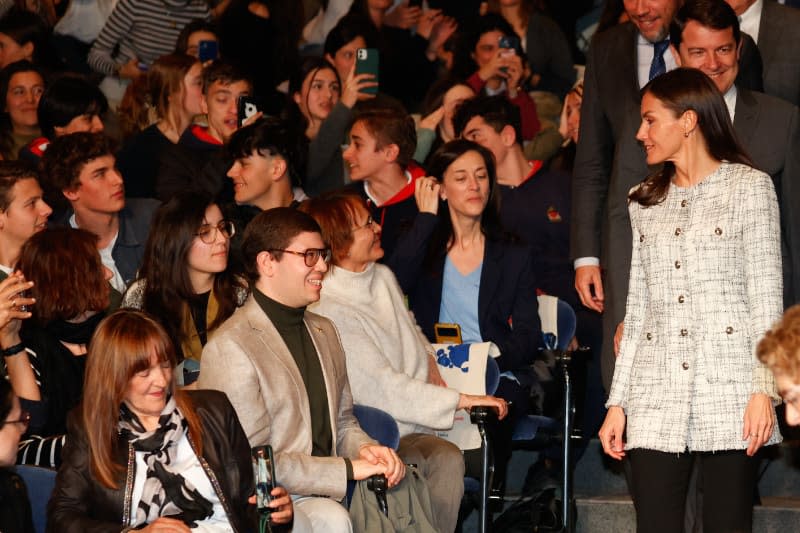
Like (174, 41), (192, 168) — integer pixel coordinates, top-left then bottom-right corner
(48, 390), (257, 533)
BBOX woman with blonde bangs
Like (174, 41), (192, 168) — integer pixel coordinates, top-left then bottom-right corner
(117, 54), (205, 198)
(49, 310), (293, 532)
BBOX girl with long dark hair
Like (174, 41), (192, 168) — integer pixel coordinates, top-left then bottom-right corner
(122, 193), (247, 374)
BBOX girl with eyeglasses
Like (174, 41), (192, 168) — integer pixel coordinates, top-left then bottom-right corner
(122, 193), (248, 379)
(0, 378), (35, 533)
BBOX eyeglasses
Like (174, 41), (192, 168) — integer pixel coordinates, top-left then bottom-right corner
(195, 220), (235, 244)
(269, 248), (332, 267)
(350, 215), (376, 233)
(4, 410), (31, 430)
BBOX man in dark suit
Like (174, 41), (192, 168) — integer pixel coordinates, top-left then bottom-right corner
(672, 0), (800, 309)
(725, 0), (800, 106)
(571, 0), (682, 392)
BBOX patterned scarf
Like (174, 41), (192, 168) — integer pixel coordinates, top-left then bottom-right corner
(118, 395), (213, 527)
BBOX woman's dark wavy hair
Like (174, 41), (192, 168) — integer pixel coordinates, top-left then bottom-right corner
(630, 68), (753, 207)
(136, 192), (243, 360)
(423, 139), (509, 274)
(0, 60), (44, 159)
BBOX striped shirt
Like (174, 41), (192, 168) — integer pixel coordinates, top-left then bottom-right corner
(88, 0), (211, 76)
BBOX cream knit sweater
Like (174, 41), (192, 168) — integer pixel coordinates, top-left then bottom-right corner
(311, 263), (461, 437)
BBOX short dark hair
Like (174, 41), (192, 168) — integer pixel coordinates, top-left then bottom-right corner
(670, 0), (741, 50)
(323, 13), (375, 58)
(202, 60), (252, 94)
(41, 132), (115, 192)
(452, 94), (523, 146)
(351, 103), (417, 168)
(227, 117), (302, 185)
(452, 13), (517, 79)
(0, 160), (38, 210)
(37, 75), (108, 139)
(0, 9), (49, 65)
(241, 207), (321, 282)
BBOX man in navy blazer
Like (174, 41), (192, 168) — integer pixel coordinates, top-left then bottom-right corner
(672, 0), (800, 309)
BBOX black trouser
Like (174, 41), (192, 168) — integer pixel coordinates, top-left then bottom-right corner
(628, 448), (757, 533)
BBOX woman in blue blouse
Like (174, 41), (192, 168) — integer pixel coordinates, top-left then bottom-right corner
(391, 139), (540, 492)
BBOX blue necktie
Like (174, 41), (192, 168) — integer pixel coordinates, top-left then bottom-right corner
(649, 40), (670, 81)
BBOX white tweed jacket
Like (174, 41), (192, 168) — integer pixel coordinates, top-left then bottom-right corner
(607, 162), (783, 453)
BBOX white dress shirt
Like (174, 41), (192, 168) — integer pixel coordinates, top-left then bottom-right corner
(739, 0), (764, 44)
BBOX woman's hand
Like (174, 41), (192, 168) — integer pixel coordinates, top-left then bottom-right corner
(341, 66), (377, 108)
(357, 444), (406, 487)
(138, 517), (191, 532)
(0, 273), (34, 338)
(384, 1), (422, 30)
(742, 393), (775, 456)
(598, 406), (626, 460)
(118, 57), (145, 81)
(419, 105), (444, 132)
(613, 322), (624, 357)
(477, 49), (509, 82)
(504, 54), (526, 97)
(267, 486), (293, 524)
(414, 176), (440, 214)
(458, 393), (509, 420)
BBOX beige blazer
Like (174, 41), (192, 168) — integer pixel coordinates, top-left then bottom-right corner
(197, 295), (376, 499)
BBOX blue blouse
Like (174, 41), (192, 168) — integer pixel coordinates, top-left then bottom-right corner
(439, 256), (483, 343)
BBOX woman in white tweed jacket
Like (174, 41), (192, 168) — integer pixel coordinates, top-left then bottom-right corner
(598, 68), (783, 533)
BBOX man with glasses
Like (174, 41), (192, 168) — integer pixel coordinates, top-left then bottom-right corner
(41, 132), (159, 295)
(198, 207), (405, 533)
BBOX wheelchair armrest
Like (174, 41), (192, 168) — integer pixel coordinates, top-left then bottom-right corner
(470, 406), (497, 426)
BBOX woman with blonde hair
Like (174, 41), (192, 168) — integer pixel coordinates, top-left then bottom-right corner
(117, 54), (204, 198)
(48, 310), (294, 532)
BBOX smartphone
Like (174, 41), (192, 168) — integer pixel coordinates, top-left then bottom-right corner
(498, 35), (520, 53)
(198, 40), (219, 63)
(252, 445), (276, 515)
(434, 322), (462, 344)
(355, 48), (379, 95)
(237, 95), (259, 127)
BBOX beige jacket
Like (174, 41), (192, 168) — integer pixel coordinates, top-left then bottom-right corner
(197, 296), (375, 499)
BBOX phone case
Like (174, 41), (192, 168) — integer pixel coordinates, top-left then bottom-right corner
(355, 48), (379, 95)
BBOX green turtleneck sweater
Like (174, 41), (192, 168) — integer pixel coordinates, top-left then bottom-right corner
(253, 288), (334, 459)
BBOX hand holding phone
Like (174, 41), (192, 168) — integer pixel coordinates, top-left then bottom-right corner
(198, 40), (219, 63)
(355, 48), (380, 96)
(237, 96), (259, 128)
(252, 445), (276, 515)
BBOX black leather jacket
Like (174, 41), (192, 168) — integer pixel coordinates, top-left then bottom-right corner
(47, 390), (257, 533)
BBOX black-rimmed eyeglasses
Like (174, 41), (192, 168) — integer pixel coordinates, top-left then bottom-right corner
(195, 220), (235, 244)
(269, 248), (332, 267)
